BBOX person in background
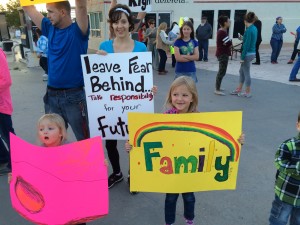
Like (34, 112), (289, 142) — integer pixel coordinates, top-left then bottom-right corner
(156, 22), (174, 75)
(252, 16), (262, 65)
(231, 12), (257, 98)
(214, 15), (232, 96)
(174, 21), (199, 82)
(196, 16), (212, 62)
(35, 28), (48, 81)
(270, 16), (286, 64)
(288, 40), (300, 82)
(268, 112), (300, 225)
(138, 23), (147, 46)
(0, 48), (15, 176)
(145, 19), (159, 70)
(287, 25), (300, 64)
(168, 22), (179, 68)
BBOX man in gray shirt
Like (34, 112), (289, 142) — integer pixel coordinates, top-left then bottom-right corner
(196, 16), (212, 62)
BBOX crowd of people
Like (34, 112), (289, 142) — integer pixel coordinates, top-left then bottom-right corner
(0, 1), (299, 225)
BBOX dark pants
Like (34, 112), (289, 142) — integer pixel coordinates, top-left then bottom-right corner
(198, 39), (209, 61)
(105, 140), (121, 174)
(0, 113), (15, 169)
(171, 54), (176, 67)
(255, 41), (262, 63)
(216, 54), (229, 90)
(44, 88), (89, 141)
(157, 49), (167, 72)
(270, 38), (283, 63)
(39, 56), (48, 74)
(165, 192), (195, 224)
(290, 40), (299, 61)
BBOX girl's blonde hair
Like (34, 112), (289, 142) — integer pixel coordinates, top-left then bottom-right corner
(37, 113), (67, 143)
(164, 76), (198, 113)
(157, 22), (168, 38)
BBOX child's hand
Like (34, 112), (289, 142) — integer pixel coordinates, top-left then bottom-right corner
(96, 50), (108, 56)
(104, 159), (109, 167)
(238, 132), (245, 145)
(151, 85), (158, 96)
(8, 172), (12, 184)
(125, 140), (133, 153)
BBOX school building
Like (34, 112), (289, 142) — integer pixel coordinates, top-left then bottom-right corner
(86, 0), (300, 50)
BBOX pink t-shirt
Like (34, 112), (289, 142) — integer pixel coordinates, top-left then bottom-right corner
(0, 49), (13, 115)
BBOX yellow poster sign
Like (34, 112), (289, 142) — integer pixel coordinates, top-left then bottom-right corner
(20, 0), (66, 7)
(129, 111), (243, 193)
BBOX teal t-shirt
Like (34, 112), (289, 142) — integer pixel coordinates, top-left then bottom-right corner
(99, 40), (147, 53)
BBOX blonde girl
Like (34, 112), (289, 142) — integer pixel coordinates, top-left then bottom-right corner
(126, 76), (245, 225)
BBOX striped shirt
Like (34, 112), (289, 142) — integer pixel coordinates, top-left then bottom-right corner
(36, 35), (48, 58)
(275, 133), (300, 207)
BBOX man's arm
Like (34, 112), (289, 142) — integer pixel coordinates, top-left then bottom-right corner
(75, 0), (89, 35)
(133, 12), (146, 32)
(22, 6), (44, 29)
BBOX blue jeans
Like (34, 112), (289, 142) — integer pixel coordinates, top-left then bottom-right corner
(269, 196), (300, 225)
(289, 56), (300, 80)
(44, 88), (89, 141)
(175, 72), (198, 83)
(270, 38), (283, 63)
(0, 113), (15, 169)
(165, 192), (195, 224)
(198, 39), (209, 61)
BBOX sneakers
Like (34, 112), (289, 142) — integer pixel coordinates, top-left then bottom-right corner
(230, 89), (241, 95)
(128, 175), (138, 195)
(42, 74), (48, 81)
(287, 60), (294, 64)
(238, 92), (252, 98)
(214, 90), (226, 96)
(185, 219), (194, 225)
(108, 172), (123, 189)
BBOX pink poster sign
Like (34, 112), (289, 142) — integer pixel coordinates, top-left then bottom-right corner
(10, 133), (108, 225)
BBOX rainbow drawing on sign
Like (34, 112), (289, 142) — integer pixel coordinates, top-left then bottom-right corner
(133, 122), (240, 162)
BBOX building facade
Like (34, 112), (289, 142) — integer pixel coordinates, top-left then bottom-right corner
(87, 0), (300, 50)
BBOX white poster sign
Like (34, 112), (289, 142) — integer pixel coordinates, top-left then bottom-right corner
(81, 52), (154, 140)
(118, 0), (151, 12)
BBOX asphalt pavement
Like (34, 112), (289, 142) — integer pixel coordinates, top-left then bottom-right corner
(0, 45), (300, 225)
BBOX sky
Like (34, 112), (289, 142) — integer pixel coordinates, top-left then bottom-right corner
(1, 0), (75, 11)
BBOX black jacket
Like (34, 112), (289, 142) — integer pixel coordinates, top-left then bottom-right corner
(254, 20), (262, 43)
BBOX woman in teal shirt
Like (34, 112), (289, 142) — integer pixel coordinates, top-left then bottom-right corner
(98, 4), (156, 192)
(231, 12), (257, 98)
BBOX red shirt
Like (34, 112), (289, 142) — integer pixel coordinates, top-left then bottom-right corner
(216, 29), (232, 57)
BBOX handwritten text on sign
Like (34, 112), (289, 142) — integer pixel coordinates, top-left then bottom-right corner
(81, 52), (154, 140)
(118, 0), (151, 12)
(20, 0), (65, 6)
(129, 112), (243, 193)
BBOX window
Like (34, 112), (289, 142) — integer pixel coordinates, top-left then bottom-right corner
(218, 10), (231, 32)
(233, 10), (247, 38)
(201, 10), (214, 39)
(89, 12), (103, 37)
